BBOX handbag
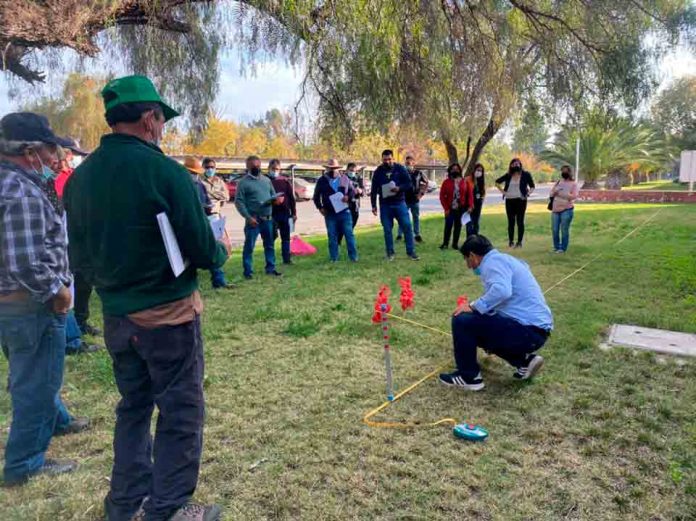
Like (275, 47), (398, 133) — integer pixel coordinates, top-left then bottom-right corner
(547, 181), (560, 211)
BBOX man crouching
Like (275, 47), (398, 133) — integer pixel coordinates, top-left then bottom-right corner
(440, 235), (553, 391)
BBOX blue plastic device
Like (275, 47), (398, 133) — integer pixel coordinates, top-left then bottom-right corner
(453, 423), (488, 441)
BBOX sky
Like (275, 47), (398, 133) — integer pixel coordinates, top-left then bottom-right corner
(0, 43), (694, 124)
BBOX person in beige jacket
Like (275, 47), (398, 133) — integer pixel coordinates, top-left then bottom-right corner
(201, 158), (229, 215)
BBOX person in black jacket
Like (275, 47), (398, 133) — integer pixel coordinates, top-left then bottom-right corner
(495, 158), (535, 248)
(465, 162), (486, 237)
(396, 155), (428, 243)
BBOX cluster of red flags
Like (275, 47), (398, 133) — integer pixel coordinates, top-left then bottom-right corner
(371, 278), (416, 324)
(457, 295), (468, 307)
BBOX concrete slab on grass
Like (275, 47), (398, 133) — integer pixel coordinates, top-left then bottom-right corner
(603, 324), (696, 358)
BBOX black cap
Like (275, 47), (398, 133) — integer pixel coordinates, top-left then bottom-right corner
(0, 112), (73, 147)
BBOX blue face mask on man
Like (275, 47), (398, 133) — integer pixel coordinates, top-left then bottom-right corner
(204, 168), (215, 178)
(32, 151), (55, 180)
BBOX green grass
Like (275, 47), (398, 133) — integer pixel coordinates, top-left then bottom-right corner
(1, 203), (695, 520)
(627, 180), (693, 191)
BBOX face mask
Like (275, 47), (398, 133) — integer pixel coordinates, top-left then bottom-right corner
(32, 152), (55, 180)
(268, 171), (278, 179)
(511, 166), (521, 173)
(346, 171), (356, 178)
(475, 170), (483, 178)
(561, 172), (571, 180)
(204, 168), (215, 178)
(473, 267), (482, 276)
(250, 167), (261, 177)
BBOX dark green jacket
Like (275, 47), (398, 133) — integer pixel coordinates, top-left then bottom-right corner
(64, 133), (227, 315)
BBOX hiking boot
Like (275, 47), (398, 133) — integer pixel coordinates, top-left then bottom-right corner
(55, 416), (90, 436)
(415, 235), (423, 243)
(396, 236), (403, 241)
(168, 503), (222, 521)
(4, 459), (78, 486)
(439, 372), (484, 391)
(79, 323), (102, 336)
(266, 270), (283, 277)
(513, 354), (544, 380)
(67, 341), (103, 355)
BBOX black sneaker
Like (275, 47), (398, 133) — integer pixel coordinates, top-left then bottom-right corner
(67, 342), (103, 355)
(451, 244), (459, 250)
(514, 242), (523, 249)
(415, 235), (423, 243)
(4, 459), (78, 486)
(513, 354), (544, 380)
(439, 244), (448, 250)
(396, 236), (403, 241)
(267, 270), (283, 277)
(79, 323), (102, 336)
(439, 372), (484, 391)
(55, 417), (90, 436)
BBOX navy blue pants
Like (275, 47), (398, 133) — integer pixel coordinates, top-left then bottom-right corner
(451, 312), (548, 378)
(103, 315), (205, 521)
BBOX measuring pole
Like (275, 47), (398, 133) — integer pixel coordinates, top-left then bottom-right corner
(380, 303), (395, 401)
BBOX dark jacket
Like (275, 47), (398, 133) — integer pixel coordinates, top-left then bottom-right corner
(267, 175), (297, 218)
(370, 163), (412, 209)
(313, 173), (354, 216)
(495, 170), (536, 198)
(405, 168), (428, 205)
(345, 173), (364, 209)
(64, 133), (227, 316)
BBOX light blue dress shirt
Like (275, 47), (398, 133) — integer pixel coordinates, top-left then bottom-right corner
(471, 249), (554, 330)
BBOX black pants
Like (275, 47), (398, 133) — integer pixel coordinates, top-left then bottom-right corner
(442, 208), (463, 247)
(273, 214), (292, 263)
(466, 200), (483, 237)
(338, 203), (359, 245)
(505, 198), (527, 245)
(73, 271), (93, 328)
(103, 315), (205, 521)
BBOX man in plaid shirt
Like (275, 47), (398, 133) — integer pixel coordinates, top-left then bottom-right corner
(0, 112), (86, 485)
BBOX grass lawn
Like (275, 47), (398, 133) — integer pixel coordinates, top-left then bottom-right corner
(1, 203), (695, 520)
(627, 180), (693, 191)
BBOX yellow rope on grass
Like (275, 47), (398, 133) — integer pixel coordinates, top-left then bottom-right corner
(362, 209), (663, 430)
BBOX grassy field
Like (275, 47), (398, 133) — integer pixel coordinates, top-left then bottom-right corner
(628, 180), (693, 191)
(1, 203), (695, 520)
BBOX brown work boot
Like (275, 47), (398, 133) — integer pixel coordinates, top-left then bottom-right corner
(168, 503), (222, 521)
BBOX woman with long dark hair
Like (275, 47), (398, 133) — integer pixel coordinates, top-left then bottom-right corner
(550, 165), (579, 253)
(464, 162), (486, 237)
(495, 158), (535, 248)
(439, 163), (473, 250)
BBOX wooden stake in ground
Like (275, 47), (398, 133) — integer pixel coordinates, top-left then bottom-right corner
(380, 303), (395, 401)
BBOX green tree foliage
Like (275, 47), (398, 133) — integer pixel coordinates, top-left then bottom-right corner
(23, 73), (110, 150)
(651, 75), (696, 149)
(512, 98), (548, 155)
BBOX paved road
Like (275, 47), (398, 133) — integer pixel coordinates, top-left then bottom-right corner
(222, 184), (552, 246)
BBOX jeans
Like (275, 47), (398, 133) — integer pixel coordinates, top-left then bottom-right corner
(451, 312), (548, 378)
(552, 208), (574, 252)
(103, 315), (205, 521)
(209, 267), (228, 288)
(242, 218), (276, 277)
(0, 301), (73, 483)
(325, 211), (358, 261)
(273, 214), (292, 263)
(397, 201), (421, 238)
(380, 203), (415, 256)
(442, 208), (463, 247)
(505, 198), (527, 245)
(73, 270), (93, 329)
(65, 310), (83, 354)
(337, 204), (359, 246)
(466, 200), (483, 237)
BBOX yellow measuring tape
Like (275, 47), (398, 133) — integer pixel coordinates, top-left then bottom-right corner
(362, 209), (663, 429)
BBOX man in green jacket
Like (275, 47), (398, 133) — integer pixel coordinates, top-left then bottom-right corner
(64, 75), (227, 521)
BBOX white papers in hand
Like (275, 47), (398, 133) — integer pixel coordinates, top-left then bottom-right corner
(461, 212), (472, 226)
(382, 181), (397, 198)
(157, 212), (190, 277)
(329, 192), (349, 213)
(208, 215), (226, 240)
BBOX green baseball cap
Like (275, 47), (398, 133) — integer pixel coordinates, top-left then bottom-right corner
(101, 75), (179, 121)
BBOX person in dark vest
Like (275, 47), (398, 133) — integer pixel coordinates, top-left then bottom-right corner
(267, 159), (297, 265)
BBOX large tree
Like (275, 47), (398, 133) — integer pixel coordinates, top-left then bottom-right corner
(651, 75), (696, 150)
(2, 1), (694, 164)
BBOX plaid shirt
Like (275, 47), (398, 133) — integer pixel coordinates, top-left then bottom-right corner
(0, 160), (72, 302)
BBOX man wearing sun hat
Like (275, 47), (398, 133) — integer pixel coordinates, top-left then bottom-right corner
(63, 75), (227, 521)
(0, 112), (87, 486)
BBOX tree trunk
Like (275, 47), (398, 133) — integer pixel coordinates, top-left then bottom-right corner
(465, 114), (503, 176)
(605, 170), (622, 190)
(443, 138), (458, 164)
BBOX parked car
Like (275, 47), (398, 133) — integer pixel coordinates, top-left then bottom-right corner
(426, 179), (437, 192)
(219, 173), (242, 201)
(293, 177), (315, 201)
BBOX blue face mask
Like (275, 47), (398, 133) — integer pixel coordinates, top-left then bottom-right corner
(268, 171), (278, 179)
(473, 267), (482, 276)
(33, 152), (55, 180)
(204, 168), (215, 178)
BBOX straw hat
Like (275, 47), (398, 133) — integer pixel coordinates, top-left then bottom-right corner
(323, 158), (342, 170)
(183, 156), (204, 175)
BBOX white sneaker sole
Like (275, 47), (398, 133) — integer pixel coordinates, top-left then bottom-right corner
(439, 378), (485, 391)
(520, 355), (545, 380)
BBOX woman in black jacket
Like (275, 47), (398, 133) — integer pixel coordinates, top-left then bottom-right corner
(465, 162), (486, 237)
(495, 158), (535, 248)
